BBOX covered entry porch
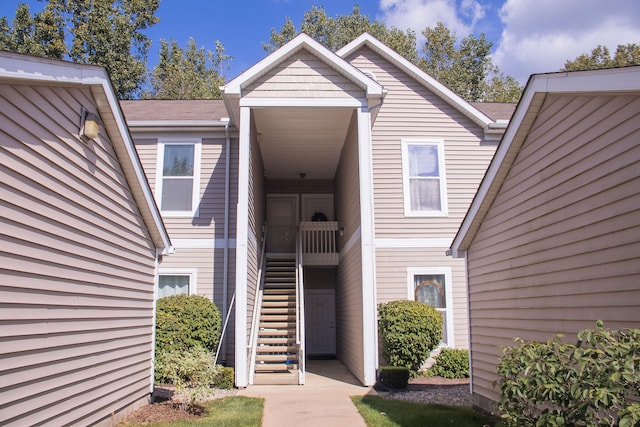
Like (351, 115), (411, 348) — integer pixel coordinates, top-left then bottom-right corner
(222, 34), (383, 388)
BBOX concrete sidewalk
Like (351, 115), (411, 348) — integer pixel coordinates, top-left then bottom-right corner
(238, 360), (377, 427)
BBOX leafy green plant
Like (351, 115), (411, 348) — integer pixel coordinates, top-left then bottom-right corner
(495, 321), (640, 427)
(378, 300), (442, 377)
(217, 367), (235, 390)
(378, 366), (410, 390)
(155, 294), (221, 354)
(427, 348), (469, 379)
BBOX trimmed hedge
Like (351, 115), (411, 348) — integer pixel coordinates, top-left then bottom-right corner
(155, 294), (221, 354)
(378, 366), (410, 390)
(378, 300), (442, 377)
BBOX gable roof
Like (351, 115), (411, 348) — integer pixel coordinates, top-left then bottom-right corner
(449, 66), (640, 257)
(0, 51), (172, 254)
(222, 33), (384, 124)
(337, 33), (495, 130)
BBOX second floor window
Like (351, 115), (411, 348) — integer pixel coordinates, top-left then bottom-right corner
(401, 140), (448, 216)
(156, 139), (201, 216)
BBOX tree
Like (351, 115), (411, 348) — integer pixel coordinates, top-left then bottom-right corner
(265, 8), (521, 102)
(1, 0), (160, 99)
(420, 22), (520, 102)
(563, 43), (640, 71)
(145, 38), (231, 99)
(0, 3), (65, 58)
(264, 5), (418, 61)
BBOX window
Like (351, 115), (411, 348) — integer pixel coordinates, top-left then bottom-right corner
(401, 140), (448, 216)
(156, 139), (201, 216)
(157, 270), (197, 299)
(408, 267), (453, 346)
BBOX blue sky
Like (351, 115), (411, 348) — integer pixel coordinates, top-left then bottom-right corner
(1, 0), (639, 84)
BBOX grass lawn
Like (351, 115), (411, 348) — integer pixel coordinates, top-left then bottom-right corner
(122, 396), (263, 427)
(352, 395), (500, 427)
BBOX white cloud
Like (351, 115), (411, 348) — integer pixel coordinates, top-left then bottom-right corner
(379, 0), (486, 38)
(493, 0), (640, 84)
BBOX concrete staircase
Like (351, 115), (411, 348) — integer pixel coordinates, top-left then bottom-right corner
(253, 257), (299, 385)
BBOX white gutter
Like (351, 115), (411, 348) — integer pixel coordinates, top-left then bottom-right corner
(221, 118), (231, 363)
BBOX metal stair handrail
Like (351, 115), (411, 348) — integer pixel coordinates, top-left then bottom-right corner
(248, 226), (268, 385)
(296, 228), (306, 385)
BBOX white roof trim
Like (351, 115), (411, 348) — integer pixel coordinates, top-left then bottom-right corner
(449, 66), (640, 256)
(223, 32), (383, 98)
(337, 33), (493, 128)
(0, 52), (172, 253)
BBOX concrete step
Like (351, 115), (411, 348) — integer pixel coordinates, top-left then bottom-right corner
(253, 371), (299, 385)
(261, 307), (296, 315)
(258, 329), (295, 337)
(260, 314), (296, 322)
(262, 300), (296, 308)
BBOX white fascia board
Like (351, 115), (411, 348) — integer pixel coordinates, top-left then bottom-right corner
(0, 51), (105, 84)
(239, 97), (367, 108)
(224, 33), (382, 98)
(127, 120), (229, 128)
(337, 33), (493, 128)
(534, 66), (640, 94)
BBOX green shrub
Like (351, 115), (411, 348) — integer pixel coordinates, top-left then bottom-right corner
(427, 348), (469, 379)
(217, 367), (235, 390)
(495, 321), (640, 427)
(155, 346), (221, 387)
(378, 300), (442, 377)
(378, 366), (410, 390)
(155, 294), (221, 354)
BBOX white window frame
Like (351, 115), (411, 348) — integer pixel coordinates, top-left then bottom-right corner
(407, 267), (454, 347)
(401, 139), (448, 217)
(156, 268), (198, 299)
(155, 138), (202, 217)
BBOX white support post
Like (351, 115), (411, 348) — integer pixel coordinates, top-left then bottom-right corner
(357, 106), (378, 385)
(234, 106), (251, 387)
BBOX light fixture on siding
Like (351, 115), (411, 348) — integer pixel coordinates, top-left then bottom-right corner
(299, 172), (306, 179)
(80, 108), (100, 140)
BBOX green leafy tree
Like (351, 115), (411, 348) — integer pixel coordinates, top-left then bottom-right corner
(145, 38), (231, 99)
(563, 43), (640, 71)
(0, 3), (65, 58)
(264, 5), (418, 61)
(265, 8), (520, 102)
(1, 0), (159, 99)
(420, 22), (521, 102)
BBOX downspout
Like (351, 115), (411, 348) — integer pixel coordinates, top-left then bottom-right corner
(221, 119), (231, 363)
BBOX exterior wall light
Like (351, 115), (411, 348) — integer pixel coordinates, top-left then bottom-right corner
(80, 108), (100, 140)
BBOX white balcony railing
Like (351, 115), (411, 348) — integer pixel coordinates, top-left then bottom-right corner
(299, 221), (339, 266)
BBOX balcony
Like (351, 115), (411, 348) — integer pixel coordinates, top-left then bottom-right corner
(299, 221), (339, 266)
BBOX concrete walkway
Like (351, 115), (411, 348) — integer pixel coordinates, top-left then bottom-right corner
(238, 360), (377, 427)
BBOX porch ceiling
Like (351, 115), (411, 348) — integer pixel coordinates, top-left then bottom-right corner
(253, 107), (353, 180)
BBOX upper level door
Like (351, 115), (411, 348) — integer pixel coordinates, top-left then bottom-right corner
(266, 194), (298, 253)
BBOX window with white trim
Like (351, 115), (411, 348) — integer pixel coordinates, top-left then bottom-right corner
(407, 267), (453, 346)
(157, 270), (197, 299)
(156, 139), (201, 217)
(401, 140), (448, 216)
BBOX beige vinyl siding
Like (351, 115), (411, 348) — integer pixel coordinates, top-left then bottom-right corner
(466, 93), (640, 410)
(244, 50), (364, 99)
(334, 111), (366, 382)
(346, 47), (495, 238)
(375, 248), (469, 348)
(0, 84), (157, 425)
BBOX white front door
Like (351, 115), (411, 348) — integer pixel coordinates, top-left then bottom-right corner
(266, 195), (298, 253)
(305, 290), (336, 355)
